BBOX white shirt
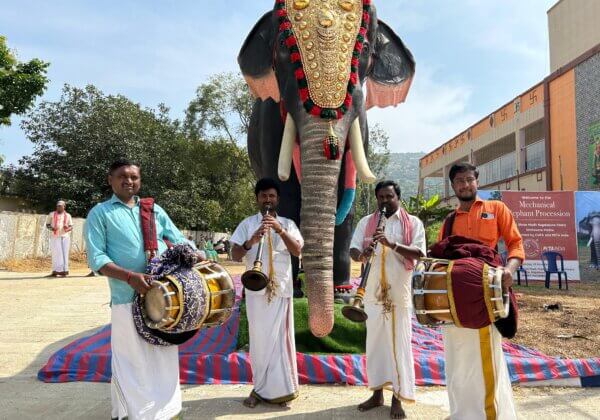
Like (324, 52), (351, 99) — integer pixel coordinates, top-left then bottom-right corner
(350, 210), (426, 307)
(230, 213), (303, 298)
(46, 211), (73, 237)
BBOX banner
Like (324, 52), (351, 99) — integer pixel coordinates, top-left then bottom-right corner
(479, 191), (580, 281)
(575, 191), (600, 282)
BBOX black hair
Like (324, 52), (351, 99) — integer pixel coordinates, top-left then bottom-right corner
(449, 162), (478, 182)
(109, 158), (140, 174)
(375, 180), (401, 199)
(254, 178), (280, 196)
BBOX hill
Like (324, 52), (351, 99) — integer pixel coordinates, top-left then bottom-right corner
(381, 152), (425, 199)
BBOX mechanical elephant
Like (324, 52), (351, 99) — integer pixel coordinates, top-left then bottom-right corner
(238, 0), (415, 336)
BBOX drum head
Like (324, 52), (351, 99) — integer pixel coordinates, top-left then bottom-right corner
(144, 286), (167, 323)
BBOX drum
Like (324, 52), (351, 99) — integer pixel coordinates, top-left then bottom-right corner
(141, 261), (235, 332)
(412, 257), (509, 329)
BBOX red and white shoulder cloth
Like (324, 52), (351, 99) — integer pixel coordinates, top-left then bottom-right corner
(351, 208), (426, 404)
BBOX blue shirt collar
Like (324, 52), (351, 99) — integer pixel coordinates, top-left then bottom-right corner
(110, 194), (140, 206)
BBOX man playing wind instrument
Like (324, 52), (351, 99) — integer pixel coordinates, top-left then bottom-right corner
(350, 180), (426, 419)
(231, 178), (304, 408)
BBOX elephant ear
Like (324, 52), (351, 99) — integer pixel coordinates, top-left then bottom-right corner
(365, 19), (415, 110)
(238, 11), (280, 103)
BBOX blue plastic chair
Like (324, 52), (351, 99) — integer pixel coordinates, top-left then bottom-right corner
(541, 251), (568, 290)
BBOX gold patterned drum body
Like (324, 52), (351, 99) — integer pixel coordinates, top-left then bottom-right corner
(142, 261), (235, 332)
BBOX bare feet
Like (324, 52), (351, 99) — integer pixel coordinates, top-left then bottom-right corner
(243, 394), (260, 408)
(390, 396), (406, 419)
(358, 390), (384, 412)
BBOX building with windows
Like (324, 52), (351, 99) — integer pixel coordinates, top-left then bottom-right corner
(418, 0), (600, 203)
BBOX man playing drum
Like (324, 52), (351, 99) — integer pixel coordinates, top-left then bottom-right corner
(350, 180), (426, 419)
(438, 162), (525, 420)
(85, 158), (192, 420)
(231, 178), (304, 408)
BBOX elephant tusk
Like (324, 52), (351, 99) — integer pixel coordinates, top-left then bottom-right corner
(349, 118), (376, 183)
(278, 114), (296, 181)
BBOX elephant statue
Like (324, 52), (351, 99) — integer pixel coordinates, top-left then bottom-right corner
(238, 0), (415, 337)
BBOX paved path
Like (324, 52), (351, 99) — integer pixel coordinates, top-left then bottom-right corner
(1, 271), (599, 419)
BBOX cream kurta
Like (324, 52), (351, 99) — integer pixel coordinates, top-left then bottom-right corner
(231, 213), (303, 402)
(350, 210), (426, 401)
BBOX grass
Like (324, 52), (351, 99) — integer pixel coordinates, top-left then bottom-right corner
(237, 298), (367, 354)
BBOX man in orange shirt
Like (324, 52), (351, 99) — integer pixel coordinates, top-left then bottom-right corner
(438, 162), (523, 420)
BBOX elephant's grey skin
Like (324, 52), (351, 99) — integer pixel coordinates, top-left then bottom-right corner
(239, 3), (415, 336)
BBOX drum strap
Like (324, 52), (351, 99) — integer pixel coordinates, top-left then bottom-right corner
(441, 211), (456, 240)
(140, 198), (159, 260)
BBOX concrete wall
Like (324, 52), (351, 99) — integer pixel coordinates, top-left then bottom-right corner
(0, 211), (87, 261)
(575, 50), (600, 190)
(0, 211), (228, 262)
(548, 0), (600, 72)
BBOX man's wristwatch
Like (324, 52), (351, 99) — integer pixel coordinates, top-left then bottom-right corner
(242, 241), (252, 251)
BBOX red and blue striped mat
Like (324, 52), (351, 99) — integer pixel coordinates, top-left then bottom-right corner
(38, 277), (600, 386)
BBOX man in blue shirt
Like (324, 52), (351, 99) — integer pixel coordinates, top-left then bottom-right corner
(85, 158), (189, 420)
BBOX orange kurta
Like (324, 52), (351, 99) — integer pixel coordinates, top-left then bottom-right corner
(438, 197), (525, 262)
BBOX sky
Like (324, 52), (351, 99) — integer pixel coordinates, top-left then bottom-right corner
(1, 0), (558, 165)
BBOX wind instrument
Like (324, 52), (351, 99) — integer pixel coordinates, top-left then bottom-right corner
(342, 206), (387, 322)
(241, 204), (271, 291)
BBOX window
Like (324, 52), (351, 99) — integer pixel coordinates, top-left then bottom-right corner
(525, 140), (546, 171)
(478, 152), (516, 186)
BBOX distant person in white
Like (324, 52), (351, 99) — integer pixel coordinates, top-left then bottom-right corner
(231, 178), (303, 408)
(46, 200), (73, 277)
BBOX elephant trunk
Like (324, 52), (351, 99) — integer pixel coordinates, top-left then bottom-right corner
(299, 119), (345, 337)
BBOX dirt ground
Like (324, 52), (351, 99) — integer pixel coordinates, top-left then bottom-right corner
(1, 265), (600, 419)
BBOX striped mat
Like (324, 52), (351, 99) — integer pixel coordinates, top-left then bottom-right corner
(38, 277), (600, 386)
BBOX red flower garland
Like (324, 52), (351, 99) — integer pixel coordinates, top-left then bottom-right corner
(275, 0), (371, 120)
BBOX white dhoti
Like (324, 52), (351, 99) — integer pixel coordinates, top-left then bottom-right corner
(365, 303), (415, 402)
(246, 294), (298, 403)
(50, 235), (70, 272)
(110, 303), (182, 420)
(443, 324), (516, 420)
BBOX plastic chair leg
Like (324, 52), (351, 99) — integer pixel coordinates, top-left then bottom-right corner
(558, 273), (562, 290)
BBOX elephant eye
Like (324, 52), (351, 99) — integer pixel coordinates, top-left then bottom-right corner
(338, 0), (354, 11)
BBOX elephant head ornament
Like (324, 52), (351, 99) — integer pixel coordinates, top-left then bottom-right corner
(239, 0), (415, 337)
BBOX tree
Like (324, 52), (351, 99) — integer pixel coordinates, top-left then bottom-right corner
(183, 72), (254, 143)
(14, 84), (255, 231)
(354, 123), (390, 223)
(0, 36), (49, 126)
(401, 194), (452, 229)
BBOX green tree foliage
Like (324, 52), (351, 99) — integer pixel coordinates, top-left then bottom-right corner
(401, 194), (452, 230)
(184, 72), (254, 143)
(13, 84), (255, 230)
(354, 123), (390, 223)
(0, 36), (49, 126)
